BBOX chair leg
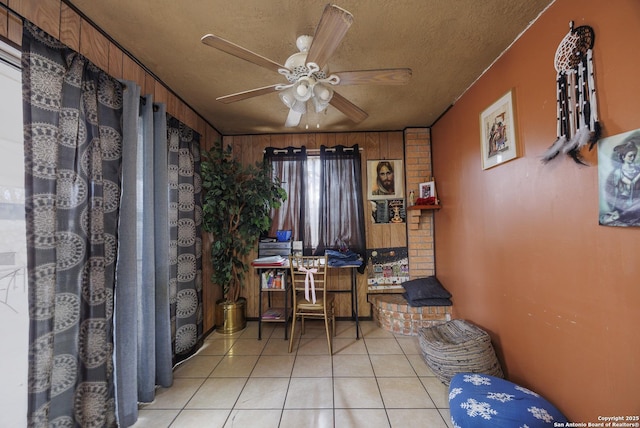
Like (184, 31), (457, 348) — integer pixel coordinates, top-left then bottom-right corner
(324, 314), (332, 355)
(288, 315), (297, 353)
(331, 302), (336, 337)
(332, 312), (336, 337)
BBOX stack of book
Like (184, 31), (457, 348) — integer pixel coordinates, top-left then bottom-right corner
(261, 308), (284, 320)
(261, 269), (286, 289)
(252, 255), (286, 266)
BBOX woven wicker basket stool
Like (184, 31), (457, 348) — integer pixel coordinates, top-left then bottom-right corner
(418, 319), (503, 385)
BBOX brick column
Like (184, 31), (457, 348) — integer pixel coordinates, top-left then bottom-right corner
(404, 128), (435, 279)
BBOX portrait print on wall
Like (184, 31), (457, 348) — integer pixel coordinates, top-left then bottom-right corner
(419, 181), (437, 200)
(480, 90), (518, 170)
(367, 160), (404, 200)
(598, 129), (640, 227)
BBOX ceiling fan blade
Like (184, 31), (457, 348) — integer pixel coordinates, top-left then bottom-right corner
(201, 34), (287, 74)
(216, 84), (280, 104)
(333, 68), (412, 85)
(329, 92), (368, 123)
(306, 4), (353, 69)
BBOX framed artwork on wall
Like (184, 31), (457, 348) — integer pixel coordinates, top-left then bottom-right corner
(370, 199), (406, 224)
(480, 89), (518, 170)
(365, 247), (410, 291)
(418, 181), (437, 200)
(367, 160), (404, 200)
(597, 128), (640, 227)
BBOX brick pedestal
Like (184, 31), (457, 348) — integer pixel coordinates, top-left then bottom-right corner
(369, 294), (452, 336)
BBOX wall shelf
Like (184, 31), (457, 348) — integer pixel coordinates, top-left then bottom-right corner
(406, 204), (441, 211)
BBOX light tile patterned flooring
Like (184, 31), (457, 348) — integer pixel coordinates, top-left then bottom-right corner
(133, 320), (453, 428)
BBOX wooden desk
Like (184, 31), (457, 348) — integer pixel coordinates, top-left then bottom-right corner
(254, 260), (362, 340)
(327, 264), (361, 339)
(253, 262), (290, 340)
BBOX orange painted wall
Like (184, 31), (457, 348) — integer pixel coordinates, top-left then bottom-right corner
(431, 0), (639, 420)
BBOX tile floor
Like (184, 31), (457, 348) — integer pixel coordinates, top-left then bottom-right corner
(132, 320), (453, 428)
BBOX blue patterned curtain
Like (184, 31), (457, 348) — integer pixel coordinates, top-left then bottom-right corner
(22, 20), (203, 428)
(166, 116), (203, 362)
(22, 21), (122, 427)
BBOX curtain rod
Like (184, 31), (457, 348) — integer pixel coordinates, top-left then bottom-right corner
(0, 3), (23, 66)
(266, 147), (364, 154)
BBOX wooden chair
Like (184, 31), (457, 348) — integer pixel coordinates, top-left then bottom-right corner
(288, 254), (335, 354)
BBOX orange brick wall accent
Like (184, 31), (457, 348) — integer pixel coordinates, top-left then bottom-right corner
(370, 294), (451, 336)
(404, 128), (435, 279)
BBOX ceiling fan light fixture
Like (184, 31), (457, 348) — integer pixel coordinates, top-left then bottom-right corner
(278, 87), (295, 108)
(296, 35), (313, 53)
(291, 99), (307, 114)
(314, 83), (332, 101)
(312, 98), (330, 114)
(311, 83), (333, 113)
(292, 76), (314, 102)
(296, 85), (308, 97)
(202, 4), (410, 128)
(285, 109), (303, 128)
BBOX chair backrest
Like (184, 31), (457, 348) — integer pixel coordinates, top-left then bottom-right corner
(289, 254), (328, 303)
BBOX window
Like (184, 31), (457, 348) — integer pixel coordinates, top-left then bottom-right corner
(265, 145), (366, 260)
(0, 40), (28, 427)
(306, 156), (320, 248)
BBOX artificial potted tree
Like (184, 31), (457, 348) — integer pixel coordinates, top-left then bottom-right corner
(201, 141), (286, 333)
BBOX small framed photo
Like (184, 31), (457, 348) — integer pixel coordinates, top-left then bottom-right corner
(370, 199), (406, 224)
(418, 181), (436, 200)
(367, 160), (404, 200)
(480, 89), (518, 170)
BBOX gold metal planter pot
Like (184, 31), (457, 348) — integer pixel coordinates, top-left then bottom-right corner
(214, 297), (247, 334)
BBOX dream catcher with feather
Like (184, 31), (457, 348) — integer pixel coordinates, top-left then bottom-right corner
(541, 22), (601, 165)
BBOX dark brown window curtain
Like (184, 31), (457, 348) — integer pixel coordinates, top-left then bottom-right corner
(264, 144), (366, 271)
(264, 147), (308, 248)
(317, 145), (367, 272)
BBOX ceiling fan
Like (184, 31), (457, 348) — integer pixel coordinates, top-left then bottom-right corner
(201, 4), (412, 127)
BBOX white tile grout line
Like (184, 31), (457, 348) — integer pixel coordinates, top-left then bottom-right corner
(147, 321), (450, 427)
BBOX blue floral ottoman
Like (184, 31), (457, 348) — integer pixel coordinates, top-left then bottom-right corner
(449, 373), (568, 427)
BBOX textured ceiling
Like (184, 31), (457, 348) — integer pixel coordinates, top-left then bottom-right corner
(66, 0), (554, 135)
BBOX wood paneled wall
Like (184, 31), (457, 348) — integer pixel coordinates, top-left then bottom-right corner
(224, 131), (423, 320)
(1, 0), (436, 330)
(1, 0), (222, 333)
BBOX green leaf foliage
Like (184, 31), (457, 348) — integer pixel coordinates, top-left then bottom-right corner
(201, 141), (287, 302)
